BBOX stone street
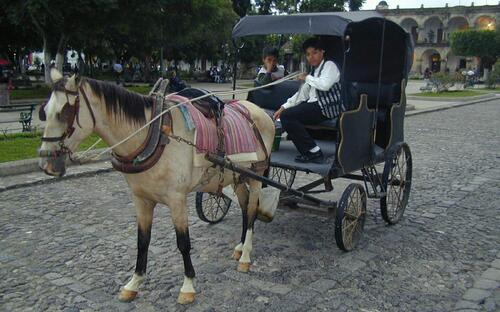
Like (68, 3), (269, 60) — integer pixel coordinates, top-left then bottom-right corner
(0, 100), (499, 311)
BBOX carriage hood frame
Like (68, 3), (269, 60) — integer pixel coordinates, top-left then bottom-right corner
(231, 11), (414, 86)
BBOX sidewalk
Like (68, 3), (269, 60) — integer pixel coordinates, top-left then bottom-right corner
(1, 87), (498, 192)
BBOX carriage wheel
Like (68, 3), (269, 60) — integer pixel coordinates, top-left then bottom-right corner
(380, 142), (412, 225)
(195, 192), (232, 224)
(335, 183), (367, 251)
(268, 166), (296, 189)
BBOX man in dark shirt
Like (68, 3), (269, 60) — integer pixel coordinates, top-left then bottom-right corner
(255, 46), (285, 86)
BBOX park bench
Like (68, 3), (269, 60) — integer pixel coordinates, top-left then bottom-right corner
(0, 103), (38, 133)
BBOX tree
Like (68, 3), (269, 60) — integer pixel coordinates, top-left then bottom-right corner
(450, 30), (500, 74)
(232, 0), (252, 17)
(0, 3), (39, 74)
(299, 0), (365, 12)
(1, 0), (117, 84)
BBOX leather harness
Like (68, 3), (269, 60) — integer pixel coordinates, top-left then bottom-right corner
(39, 79), (268, 178)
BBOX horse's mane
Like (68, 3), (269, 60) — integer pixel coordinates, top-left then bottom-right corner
(84, 78), (153, 124)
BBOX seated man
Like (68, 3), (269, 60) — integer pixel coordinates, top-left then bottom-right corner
(273, 37), (345, 164)
(254, 46), (285, 86)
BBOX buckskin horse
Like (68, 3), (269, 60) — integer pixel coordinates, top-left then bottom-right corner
(38, 68), (274, 304)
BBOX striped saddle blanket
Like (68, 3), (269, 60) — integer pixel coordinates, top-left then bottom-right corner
(165, 94), (259, 165)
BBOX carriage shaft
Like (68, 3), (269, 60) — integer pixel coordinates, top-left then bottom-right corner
(206, 154), (334, 208)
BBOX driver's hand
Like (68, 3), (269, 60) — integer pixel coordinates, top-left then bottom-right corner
(273, 107), (284, 120)
(298, 73), (308, 81)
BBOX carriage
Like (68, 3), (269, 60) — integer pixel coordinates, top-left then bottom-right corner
(195, 11), (414, 251)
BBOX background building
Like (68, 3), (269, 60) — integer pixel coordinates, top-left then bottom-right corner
(374, 1), (499, 75)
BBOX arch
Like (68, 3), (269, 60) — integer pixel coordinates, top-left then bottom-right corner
(400, 17), (419, 42)
(423, 16), (444, 43)
(421, 49), (442, 72)
(474, 15), (496, 30)
(447, 16), (469, 32)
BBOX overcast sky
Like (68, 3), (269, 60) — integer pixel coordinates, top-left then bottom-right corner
(361, 0), (494, 10)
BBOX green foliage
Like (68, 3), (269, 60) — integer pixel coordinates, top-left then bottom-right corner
(486, 61), (500, 89)
(10, 86), (51, 100)
(429, 72), (460, 93)
(450, 30), (500, 68)
(300, 0), (345, 12)
(0, 133), (106, 163)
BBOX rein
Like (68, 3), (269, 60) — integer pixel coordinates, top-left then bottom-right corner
(38, 80), (96, 160)
(78, 72), (301, 162)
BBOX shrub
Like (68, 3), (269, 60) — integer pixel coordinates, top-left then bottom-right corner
(486, 61), (500, 89)
(429, 72), (458, 92)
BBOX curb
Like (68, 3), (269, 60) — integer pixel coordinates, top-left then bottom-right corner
(407, 93), (495, 102)
(0, 94), (497, 191)
(406, 94), (498, 117)
(0, 166), (114, 193)
(0, 148), (111, 177)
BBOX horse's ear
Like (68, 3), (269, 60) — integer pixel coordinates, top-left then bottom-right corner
(50, 67), (63, 84)
(65, 74), (78, 92)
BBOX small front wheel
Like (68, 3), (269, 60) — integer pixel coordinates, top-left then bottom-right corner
(195, 192), (232, 224)
(335, 183), (367, 251)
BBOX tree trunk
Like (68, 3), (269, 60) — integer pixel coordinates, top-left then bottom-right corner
(18, 50), (26, 75)
(43, 37), (52, 85)
(144, 55), (151, 82)
(55, 35), (66, 72)
(77, 51), (85, 75)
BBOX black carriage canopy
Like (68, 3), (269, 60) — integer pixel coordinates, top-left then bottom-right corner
(232, 11), (413, 89)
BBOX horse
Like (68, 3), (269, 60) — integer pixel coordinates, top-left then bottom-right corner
(38, 68), (275, 304)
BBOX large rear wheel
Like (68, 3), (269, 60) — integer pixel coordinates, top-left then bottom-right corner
(380, 142), (412, 224)
(335, 183), (367, 251)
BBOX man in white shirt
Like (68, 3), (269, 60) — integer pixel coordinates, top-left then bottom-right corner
(273, 37), (344, 164)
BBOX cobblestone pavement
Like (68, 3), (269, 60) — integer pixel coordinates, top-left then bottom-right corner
(1, 101), (499, 311)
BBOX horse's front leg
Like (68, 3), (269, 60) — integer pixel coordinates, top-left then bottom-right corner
(167, 193), (196, 304)
(236, 177), (262, 273)
(119, 195), (156, 302)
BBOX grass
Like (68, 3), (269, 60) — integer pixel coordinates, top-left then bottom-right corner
(9, 84), (151, 101)
(412, 90), (483, 97)
(10, 86), (52, 100)
(0, 132), (107, 163)
(124, 85), (152, 95)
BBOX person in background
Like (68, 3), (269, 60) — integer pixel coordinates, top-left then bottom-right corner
(169, 70), (187, 92)
(255, 46), (285, 86)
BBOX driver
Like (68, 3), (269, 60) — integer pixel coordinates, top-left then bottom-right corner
(273, 37), (345, 164)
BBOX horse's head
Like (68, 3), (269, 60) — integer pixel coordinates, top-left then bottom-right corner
(38, 68), (95, 177)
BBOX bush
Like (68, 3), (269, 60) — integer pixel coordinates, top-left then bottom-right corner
(428, 72), (459, 93)
(486, 61), (500, 89)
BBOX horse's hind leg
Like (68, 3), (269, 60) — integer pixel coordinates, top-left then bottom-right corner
(168, 193), (196, 305)
(119, 195), (156, 302)
(232, 183), (250, 261)
(237, 176), (263, 273)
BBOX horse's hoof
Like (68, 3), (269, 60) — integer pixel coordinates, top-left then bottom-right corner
(237, 262), (251, 273)
(232, 250), (242, 261)
(118, 289), (138, 302)
(177, 291), (195, 304)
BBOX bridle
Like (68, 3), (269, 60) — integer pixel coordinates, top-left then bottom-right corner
(38, 79), (96, 159)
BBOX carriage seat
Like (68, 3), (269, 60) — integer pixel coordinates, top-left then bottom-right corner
(247, 80), (301, 111)
(345, 82), (400, 122)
